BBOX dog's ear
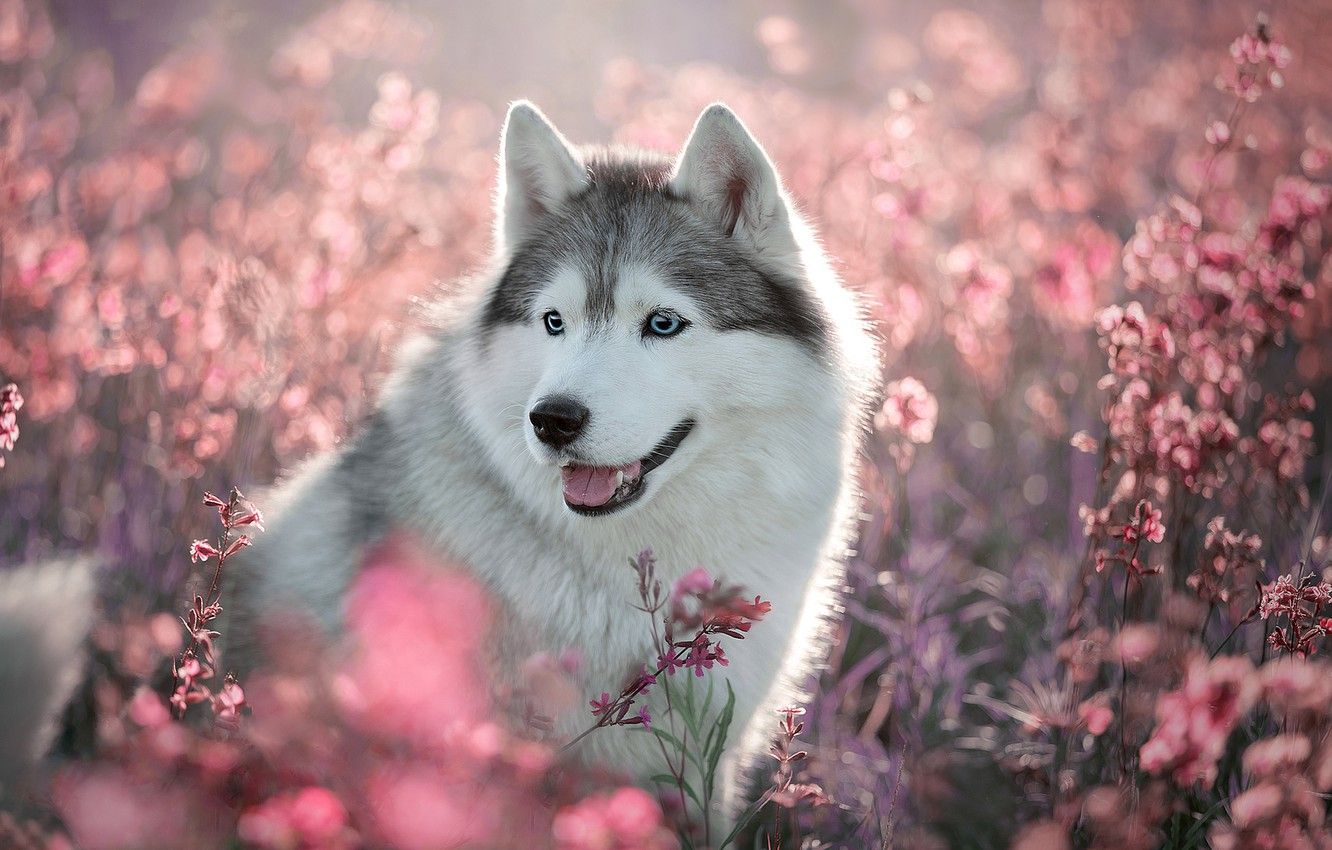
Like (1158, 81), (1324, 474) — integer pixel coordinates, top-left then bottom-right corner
(496, 101), (589, 251)
(670, 104), (798, 262)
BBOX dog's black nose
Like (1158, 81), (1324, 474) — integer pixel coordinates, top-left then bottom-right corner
(530, 396), (589, 448)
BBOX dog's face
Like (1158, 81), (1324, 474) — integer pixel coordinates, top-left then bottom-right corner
(460, 103), (829, 520)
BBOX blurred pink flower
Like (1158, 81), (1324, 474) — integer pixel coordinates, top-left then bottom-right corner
(552, 788), (675, 850)
(367, 766), (499, 850)
(238, 787), (351, 849)
(669, 566), (713, 605)
(877, 377), (938, 445)
(342, 533), (494, 743)
(0, 382), (21, 467)
(1139, 655), (1258, 785)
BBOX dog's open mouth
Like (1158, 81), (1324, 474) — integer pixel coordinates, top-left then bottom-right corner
(560, 420), (695, 516)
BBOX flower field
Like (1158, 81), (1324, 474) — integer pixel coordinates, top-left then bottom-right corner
(2, 0), (1331, 847)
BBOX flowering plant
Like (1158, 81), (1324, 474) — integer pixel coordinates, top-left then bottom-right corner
(3, 0), (1332, 847)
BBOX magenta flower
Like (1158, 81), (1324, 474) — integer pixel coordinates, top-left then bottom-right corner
(588, 692), (613, 718)
(657, 651), (684, 676)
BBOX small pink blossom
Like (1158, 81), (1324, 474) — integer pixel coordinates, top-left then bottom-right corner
(669, 566), (713, 605)
(589, 692), (613, 717)
(1077, 699), (1113, 736)
(877, 376), (938, 445)
(189, 539), (219, 563)
(0, 383), (22, 468)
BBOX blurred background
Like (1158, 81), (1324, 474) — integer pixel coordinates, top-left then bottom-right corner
(3, 0), (1332, 846)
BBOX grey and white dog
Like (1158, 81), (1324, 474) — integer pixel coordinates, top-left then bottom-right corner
(227, 101), (879, 818)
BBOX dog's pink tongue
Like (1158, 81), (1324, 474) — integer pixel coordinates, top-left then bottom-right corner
(561, 461), (641, 507)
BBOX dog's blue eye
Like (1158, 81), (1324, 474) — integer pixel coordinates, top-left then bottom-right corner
(543, 310), (565, 336)
(645, 311), (687, 338)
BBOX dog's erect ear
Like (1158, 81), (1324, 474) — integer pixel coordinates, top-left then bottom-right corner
(496, 101), (589, 251)
(670, 104), (798, 261)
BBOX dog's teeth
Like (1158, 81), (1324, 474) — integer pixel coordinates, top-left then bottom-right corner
(614, 470), (624, 488)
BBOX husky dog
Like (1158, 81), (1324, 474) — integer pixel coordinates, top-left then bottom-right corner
(227, 101), (877, 817)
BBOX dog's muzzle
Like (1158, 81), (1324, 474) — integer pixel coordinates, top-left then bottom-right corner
(558, 419), (695, 516)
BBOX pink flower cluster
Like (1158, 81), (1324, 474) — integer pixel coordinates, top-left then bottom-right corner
(767, 707), (828, 809)
(49, 530), (689, 849)
(171, 488), (262, 720)
(0, 382), (20, 469)
(551, 788), (675, 850)
(570, 551), (770, 743)
(1086, 498), (1165, 580)
(1220, 22), (1292, 103)
(1260, 573), (1332, 658)
(1187, 517), (1264, 613)
(1209, 659), (1332, 849)
(1138, 655), (1259, 786)
(875, 376), (939, 471)
(237, 787), (352, 850)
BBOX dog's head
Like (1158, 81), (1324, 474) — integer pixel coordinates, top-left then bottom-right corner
(458, 102), (836, 521)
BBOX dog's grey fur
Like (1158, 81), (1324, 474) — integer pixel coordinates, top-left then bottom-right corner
(482, 152), (829, 353)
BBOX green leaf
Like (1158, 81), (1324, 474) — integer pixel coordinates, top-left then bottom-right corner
(704, 682), (737, 803)
(652, 725), (703, 771)
(678, 776), (703, 809)
(717, 792), (770, 849)
(1182, 797), (1231, 846)
(652, 725), (686, 750)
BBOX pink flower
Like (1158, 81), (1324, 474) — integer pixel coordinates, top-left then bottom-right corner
(222, 533), (253, 559)
(212, 675), (246, 719)
(0, 383), (22, 466)
(189, 539), (220, 563)
(368, 766), (497, 849)
(1242, 734), (1311, 779)
(1077, 699), (1113, 736)
(237, 787), (350, 849)
(127, 687), (171, 728)
(1139, 656), (1259, 785)
(1228, 783), (1283, 829)
(657, 651), (684, 676)
(602, 787), (666, 844)
(589, 692), (613, 718)
(1131, 499), (1165, 544)
(669, 566), (713, 605)
(1, 383), (24, 414)
(288, 787), (349, 843)
(632, 706), (651, 729)
(342, 534), (494, 744)
(877, 377), (938, 444)
(238, 799), (300, 850)
(1070, 431), (1098, 453)
(552, 789), (672, 850)
(683, 634), (727, 678)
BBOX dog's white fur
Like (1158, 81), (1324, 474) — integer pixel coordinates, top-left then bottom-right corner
(229, 102), (878, 819)
(0, 558), (93, 795)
